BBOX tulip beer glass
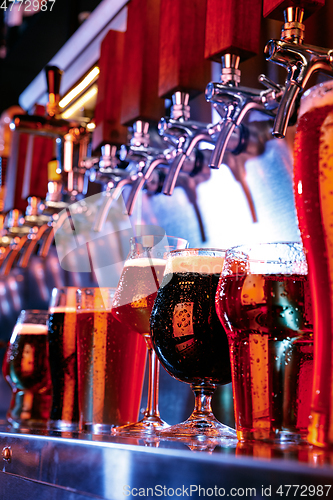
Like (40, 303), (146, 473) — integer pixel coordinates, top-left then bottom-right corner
(112, 234), (188, 437)
(3, 309), (51, 428)
(150, 248), (236, 441)
(216, 242), (313, 442)
(294, 79), (333, 448)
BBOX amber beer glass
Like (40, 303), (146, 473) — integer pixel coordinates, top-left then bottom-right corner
(47, 287), (79, 430)
(216, 243), (312, 442)
(76, 287), (146, 433)
(2, 310), (51, 427)
(294, 80), (333, 448)
(112, 234), (188, 436)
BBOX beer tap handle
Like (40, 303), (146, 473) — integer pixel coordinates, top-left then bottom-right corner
(258, 74), (284, 93)
(204, 0), (262, 168)
(158, 0), (211, 100)
(92, 30), (128, 151)
(120, 0), (164, 127)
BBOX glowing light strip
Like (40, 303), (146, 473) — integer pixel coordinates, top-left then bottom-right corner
(59, 67), (100, 109)
(61, 85), (98, 119)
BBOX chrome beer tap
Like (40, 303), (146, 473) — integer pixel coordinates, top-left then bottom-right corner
(91, 139), (141, 232)
(92, 120), (170, 228)
(205, 54), (284, 169)
(264, 6), (333, 138)
(159, 91), (247, 196)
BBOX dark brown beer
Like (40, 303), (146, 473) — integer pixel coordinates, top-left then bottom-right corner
(3, 323), (52, 424)
(112, 258), (166, 335)
(216, 272), (312, 440)
(76, 310), (146, 430)
(47, 307), (78, 427)
(151, 255), (231, 386)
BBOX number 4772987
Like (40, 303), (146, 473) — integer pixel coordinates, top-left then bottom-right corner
(1, 1), (56, 12)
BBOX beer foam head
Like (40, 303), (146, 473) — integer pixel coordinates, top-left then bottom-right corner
(164, 252), (225, 276)
(10, 323), (48, 343)
(300, 80), (333, 118)
(124, 258), (166, 268)
(49, 306), (76, 314)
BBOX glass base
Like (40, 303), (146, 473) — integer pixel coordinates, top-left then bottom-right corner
(112, 415), (169, 438)
(47, 419), (79, 432)
(237, 428), (307, 444)
(81, 423), (114, 434)
(158, 413), (237, 442)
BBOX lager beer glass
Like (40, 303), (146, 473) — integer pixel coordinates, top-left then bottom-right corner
(76, 287), (146, 433)
(216, 242), (313, 442)
(47, 287), (79, 430)
(3, 309), (51, 428)
(112, 234), (188, 437)
(294, 79), (333, 448)
(150, 248), (236, 442)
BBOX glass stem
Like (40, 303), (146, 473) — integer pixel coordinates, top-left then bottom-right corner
(190, 384), (216, 420)
(143, 336), (160, 419)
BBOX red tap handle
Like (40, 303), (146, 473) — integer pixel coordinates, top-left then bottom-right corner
(205, 0), (262, 62)
(120, 0), (165, 126)
(263, 0), (325, 20)
(158, 0), (211, 99)
(92, 30), (128, 151)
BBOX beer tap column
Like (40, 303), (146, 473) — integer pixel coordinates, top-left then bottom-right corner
(204, 0), (263, 170)
(157, 0), (212, 197)
(118, 0), (166, 215)
(263, 0), (331, 138)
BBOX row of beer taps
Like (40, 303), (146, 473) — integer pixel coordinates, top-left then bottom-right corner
(86, 5), (333, 229)
(0, 2), (333, 339)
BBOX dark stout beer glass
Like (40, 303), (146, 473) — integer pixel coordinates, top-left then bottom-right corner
(216, 242), (313, 442)
(47, 287), (79, 430)
(112, 234), (188, 437)
(150, 248), (236, 442)
(76, 287), (146, 433)
(3, 309), (51, 428)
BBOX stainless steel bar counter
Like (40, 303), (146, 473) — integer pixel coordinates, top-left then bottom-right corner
(0, 424), (333, 499)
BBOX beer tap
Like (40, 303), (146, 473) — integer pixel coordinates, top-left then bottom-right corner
(91, 143), (141, 232)
(202, 0), (272, 222)
(92, 0), (165, 229)
(205, 59), (284, 169)
(263, 0), (331, 138)
(11, 66), (85, 138)
(204, 0), (279, 171)
(156, 0), (215, 198)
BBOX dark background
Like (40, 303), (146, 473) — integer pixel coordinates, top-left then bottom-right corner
(0, 0), (103, 115)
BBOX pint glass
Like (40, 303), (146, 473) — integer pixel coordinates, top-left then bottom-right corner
(47, 287), (79, 430)
(294, 79), (333, 447)
(216, 242), (313, 442)
(76, 287), (146, 433)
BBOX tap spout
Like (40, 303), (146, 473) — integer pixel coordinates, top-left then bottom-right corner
(206, 80), (282, 168)
(93, 175), (137, 232)
(162, 133), (211, 196)
(126, 157), (167, 215)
